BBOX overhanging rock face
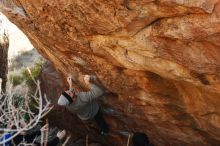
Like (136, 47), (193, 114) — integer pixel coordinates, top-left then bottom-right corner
(1, 0), (220, 145)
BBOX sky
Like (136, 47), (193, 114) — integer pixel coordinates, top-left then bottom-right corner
(0, 13), (33, 59)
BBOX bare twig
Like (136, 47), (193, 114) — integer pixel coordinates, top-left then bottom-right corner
(62, 135), (71, 146)
(86, 134), (89, 146)
(126, 134), (131, 146)
(0, 69), (53, 145)
(43, 120), (49, 146)
(0, 78), (2, 93)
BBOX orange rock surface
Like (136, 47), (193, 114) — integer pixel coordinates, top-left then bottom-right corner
(1, 0), (220, 145)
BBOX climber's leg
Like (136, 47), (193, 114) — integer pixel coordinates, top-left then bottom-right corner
(94, 108), (109, 134)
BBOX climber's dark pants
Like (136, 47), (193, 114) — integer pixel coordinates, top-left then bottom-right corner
(94, 108), (109, 133)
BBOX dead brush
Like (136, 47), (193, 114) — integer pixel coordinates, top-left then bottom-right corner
(0, 68), (53, 145)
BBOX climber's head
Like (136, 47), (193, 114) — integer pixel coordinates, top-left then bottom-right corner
(132, 132), (150, 146)
(57, 89), (76, 106)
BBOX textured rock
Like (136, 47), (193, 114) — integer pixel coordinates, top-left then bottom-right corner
(1, 0), (220, 146)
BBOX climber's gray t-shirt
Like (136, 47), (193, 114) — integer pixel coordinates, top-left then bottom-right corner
(66, 83), (104, 120)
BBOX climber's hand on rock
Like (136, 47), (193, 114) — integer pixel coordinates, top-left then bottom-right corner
(84, 75), (91, 85)
(84, 75), (97, 83)
(67, 75), (73, 85)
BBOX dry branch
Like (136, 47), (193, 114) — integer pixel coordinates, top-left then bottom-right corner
(0, 80), (53, 145)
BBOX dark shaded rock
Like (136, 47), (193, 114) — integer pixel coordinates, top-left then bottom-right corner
(0, 31), (9, 93)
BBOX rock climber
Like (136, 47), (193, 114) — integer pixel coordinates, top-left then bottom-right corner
(57, 75), (109, 135)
